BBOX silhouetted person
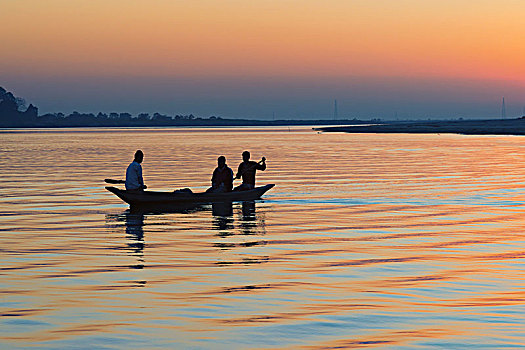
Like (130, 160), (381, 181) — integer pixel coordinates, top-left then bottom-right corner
(125, 150), (146, 191)
(234, 151), (266, 191)
(207, 156), (234, 193)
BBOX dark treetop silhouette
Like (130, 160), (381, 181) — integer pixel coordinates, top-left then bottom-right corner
(0, 87), (38, 127)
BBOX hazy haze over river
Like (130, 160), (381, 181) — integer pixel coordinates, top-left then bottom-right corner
(2, 127), (525, 349)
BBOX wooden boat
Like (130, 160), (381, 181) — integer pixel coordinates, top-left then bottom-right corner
(105, 184), (275, 208)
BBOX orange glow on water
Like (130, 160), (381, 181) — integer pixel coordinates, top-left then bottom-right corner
(3, 129), (525, 347)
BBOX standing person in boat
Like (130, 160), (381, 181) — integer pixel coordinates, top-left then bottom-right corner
(207, 155), (234, 193)
(125, 150), (147, 192)
(234, 151), (266, 191)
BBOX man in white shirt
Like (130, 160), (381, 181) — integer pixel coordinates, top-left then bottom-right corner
(125, 150), (146, 191)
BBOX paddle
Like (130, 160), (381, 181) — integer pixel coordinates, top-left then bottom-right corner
(233, 157), (266, 182)
(105, 178), (125, 184)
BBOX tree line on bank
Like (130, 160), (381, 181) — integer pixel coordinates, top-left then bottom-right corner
(0, 86), (376, 127)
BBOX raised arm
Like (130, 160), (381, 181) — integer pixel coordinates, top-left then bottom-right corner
(256, 157), (266, 171)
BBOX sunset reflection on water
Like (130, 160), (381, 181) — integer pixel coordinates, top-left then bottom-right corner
(2, 128), (525, 348)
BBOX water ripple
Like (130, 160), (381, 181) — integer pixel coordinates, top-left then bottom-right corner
(2, 129), (525, 348)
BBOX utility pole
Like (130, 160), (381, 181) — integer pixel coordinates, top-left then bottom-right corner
(501, 97), (506, 119)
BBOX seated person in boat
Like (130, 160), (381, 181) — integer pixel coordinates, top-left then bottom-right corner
(234, 151), (266, 191)
(207, 155), (233, 193)
(125, 150), (146, 191)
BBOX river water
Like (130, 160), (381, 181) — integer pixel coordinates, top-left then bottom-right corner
(2, 127), (525, 349)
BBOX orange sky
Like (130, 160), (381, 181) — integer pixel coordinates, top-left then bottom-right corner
(1, 0), (525, 117)
(3, 0), (525, 80)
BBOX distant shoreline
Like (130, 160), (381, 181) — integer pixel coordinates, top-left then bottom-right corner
(0, 118), (376, 129)
(314, 118), (525, 136)
(2, 86), (387, 129)
(0, 124), (349, 132)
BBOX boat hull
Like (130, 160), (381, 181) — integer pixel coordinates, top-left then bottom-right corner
(105, 184), (275, 208)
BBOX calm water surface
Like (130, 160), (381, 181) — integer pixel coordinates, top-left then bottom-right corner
(2, 127), (525, 349)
